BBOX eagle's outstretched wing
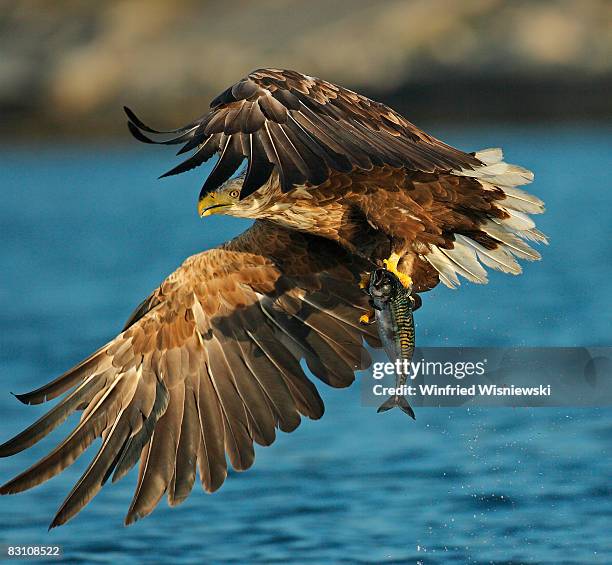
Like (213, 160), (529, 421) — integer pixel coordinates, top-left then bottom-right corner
(125, 68), (481, 199)
(0, 221), (380, 528)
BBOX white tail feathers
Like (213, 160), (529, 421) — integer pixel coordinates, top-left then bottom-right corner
(498, 185), (545, 214)
(424, 147), (547, 289)
(455, 235), (521, 275)
(481, 221), (541, 261)
(518, 227), (548, 244)
(465, 147), (534, 186)
(500, 209), (535, 231)
(473, 147), (503, 165)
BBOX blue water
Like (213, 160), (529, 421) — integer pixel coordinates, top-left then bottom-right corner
(0, 126), (610, 563)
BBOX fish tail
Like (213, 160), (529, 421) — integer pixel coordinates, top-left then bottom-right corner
(376, 395), (416, 419)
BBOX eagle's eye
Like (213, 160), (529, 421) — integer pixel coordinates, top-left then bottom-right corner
(229, 189), (240, 199)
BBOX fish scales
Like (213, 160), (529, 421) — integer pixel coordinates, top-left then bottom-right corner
(365, 268), (417, 419)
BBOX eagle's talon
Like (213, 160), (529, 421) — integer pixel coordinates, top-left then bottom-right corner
(359, 310), (376, 325)
(396, 272), (413, 289)
(358, 272), (370, 289)
(382, 253), (413, 289)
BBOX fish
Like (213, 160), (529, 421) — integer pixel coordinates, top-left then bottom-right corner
(365, 268), (419, 418)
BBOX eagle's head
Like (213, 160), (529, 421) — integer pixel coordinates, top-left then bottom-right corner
(198, 170), (282, 219)
(197, 176), (243, 217)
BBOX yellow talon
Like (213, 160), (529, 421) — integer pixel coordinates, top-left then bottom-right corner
(359, 313), (371, 324)
(359, 272), (370, 289)
(382, 252), (401, 272)
(396, 272), (413, 289)
(383, 252), (413, 289)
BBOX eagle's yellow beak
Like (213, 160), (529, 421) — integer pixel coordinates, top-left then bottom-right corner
(198, 192), (234, 217)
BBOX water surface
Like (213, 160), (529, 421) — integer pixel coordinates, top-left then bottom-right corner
(0, 126), (610, 563)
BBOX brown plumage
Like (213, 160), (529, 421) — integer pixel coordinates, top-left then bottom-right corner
(127, 68), (546, 291)
(0, 222), (380, 527)
(126, 68), (481, 199)
(1, 68), (546, 527)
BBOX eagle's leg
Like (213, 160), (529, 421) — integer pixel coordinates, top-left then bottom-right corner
(383, 252), (413, 289)
(358, 271), (370, 289)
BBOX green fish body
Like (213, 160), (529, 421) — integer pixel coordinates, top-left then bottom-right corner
(367, 268), (417, 418)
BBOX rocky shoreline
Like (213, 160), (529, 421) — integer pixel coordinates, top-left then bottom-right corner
(2, 0), (610, 138)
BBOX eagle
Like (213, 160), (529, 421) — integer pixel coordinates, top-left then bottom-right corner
(0, 69), (546, 528)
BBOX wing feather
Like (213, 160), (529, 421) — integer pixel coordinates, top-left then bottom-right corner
(200, 135), (245, 195)
(14, 346), (110, 405)
(0, 368), (130, 495)
(124, 382), (184, 525)
(195, 361), (227, 493)
(245, 328), (324, 420)
(158, 136), (217, 178)
(125, 68), (481, 199)
(0, 375), (105, 457)
(0, 221), (379, 526)
(229, 313), (300, 433)
(213, 333), (276, 446)
(168, 379), (200, 506)
(204, 339), (254, 472)
(111, 376), (169, 483)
